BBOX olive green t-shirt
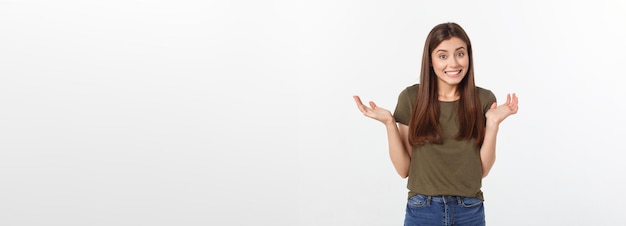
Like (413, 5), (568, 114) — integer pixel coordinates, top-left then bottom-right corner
(393, 84), (496, 200)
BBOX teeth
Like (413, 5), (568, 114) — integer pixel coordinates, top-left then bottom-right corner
(445, 70), (460, 75)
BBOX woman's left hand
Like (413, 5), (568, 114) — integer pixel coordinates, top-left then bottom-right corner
(485, 93), (519, 126)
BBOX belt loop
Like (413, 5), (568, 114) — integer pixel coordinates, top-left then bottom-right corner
(457, 196), (461, 205)
(426, 196), (431, 206)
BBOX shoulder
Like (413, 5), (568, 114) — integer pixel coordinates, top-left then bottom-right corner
(476, 86), (497, 111)
(401, 84), (420, 98)
(394, 84), (420, 125)
(406, 83), (420, 91)
(396, 84), (419, 106)
(476, 86), (496, 102)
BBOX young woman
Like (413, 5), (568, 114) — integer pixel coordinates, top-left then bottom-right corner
(353, 22), (518, 225)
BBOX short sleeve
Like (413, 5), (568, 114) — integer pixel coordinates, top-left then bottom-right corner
(393, 85), (418, 126)
(478, 87), (497, 114)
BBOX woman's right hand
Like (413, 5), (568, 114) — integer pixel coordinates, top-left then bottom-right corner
(353, 95), (394, 125)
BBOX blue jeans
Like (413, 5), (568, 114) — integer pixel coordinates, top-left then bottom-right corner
(404, 194), (485, 226)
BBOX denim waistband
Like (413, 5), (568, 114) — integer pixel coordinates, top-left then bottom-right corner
(421, 195), (462, 205)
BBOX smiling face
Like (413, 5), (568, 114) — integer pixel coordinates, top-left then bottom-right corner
(431, 37), (469, 90)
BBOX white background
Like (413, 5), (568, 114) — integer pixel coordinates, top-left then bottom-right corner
(1, 0), (625, 225)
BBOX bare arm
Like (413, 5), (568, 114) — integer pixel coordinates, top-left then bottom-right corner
(480, 93), (518, 178)
(354, 96), (412, 178)
(384, 122), (411, 178)
(479, 123), (499, 178)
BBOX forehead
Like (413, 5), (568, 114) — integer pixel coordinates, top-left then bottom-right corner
(433, 37), (467, 52)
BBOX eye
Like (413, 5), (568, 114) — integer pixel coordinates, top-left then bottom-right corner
(456, 52), (465, 57)
(438, 55), (447, 60)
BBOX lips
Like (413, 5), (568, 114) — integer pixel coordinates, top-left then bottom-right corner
(444, 70), (462, 75)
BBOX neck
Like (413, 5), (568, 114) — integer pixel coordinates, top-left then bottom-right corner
(438, 84), (459, 101)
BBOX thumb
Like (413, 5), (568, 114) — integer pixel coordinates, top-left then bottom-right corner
(369, 101), (377, 109)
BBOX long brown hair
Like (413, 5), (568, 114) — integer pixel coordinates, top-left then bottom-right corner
(408, 22), (485, 147)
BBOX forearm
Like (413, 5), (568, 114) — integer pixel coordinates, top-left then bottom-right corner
(479, 123), (499, 178)
(384, 121), (411, 178)
(480, 93), (519, 178)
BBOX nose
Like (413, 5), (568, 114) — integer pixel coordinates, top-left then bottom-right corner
(451, 56), (460, 67)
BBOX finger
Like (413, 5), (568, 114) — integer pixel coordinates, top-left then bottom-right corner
(511, 93), (518, 106)
(353, 95), (363, 106)
(353, 96), (365, 108)
(511, 93), (519, 113)
(490, 102), (497, 110)
(353, 96), (369, 113)
(369, 101), (377, 109)
(505, 93), (511, 106)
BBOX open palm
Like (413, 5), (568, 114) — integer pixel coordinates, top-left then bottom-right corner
(353, 95), (394, 125)
(486, 93), (519, 125)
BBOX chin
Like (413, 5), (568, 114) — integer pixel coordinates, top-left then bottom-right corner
(445, 78), (464, 85)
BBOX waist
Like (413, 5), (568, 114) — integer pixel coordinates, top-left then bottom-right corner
(418, 194), (463, 204)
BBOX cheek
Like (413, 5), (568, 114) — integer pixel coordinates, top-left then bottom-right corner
(461, 58), (470, 67)
(432, 61), (445, 70)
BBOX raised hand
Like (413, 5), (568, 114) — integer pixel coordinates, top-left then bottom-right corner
(485, 93), (519, 126)
(353, 95), (394, 125)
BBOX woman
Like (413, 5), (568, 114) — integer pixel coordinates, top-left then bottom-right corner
(353, 22), (518, 225)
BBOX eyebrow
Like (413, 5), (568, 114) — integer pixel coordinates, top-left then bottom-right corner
(435, 47), (466, 53)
